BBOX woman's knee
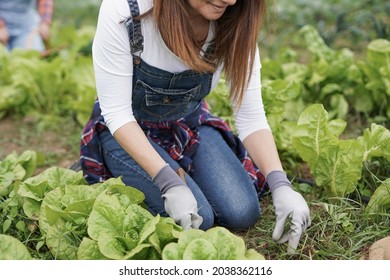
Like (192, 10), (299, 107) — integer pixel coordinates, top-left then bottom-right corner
(195, 202), (215, 230)
(218, 200), (261, 230)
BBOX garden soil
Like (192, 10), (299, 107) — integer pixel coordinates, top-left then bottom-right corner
(0, 116), (80, 173)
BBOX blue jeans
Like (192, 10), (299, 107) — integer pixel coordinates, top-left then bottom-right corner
(99, 125), (261, 231)
(7, 30), (44, 51)
(0, 0), (44, 51)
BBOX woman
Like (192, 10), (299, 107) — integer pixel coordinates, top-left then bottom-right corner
(0, 0), (53, 51)
(81, 0), (310, 254)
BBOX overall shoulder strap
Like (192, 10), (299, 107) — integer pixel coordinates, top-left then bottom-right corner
(124, 0), (144, 63)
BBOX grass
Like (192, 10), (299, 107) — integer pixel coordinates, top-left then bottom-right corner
(233, 186), (390, 260)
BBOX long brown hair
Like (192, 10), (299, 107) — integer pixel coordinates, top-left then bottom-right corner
(147, 0), (266, 105)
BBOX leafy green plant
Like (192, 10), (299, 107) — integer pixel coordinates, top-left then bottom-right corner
(1, 159), (266, 260)
(261, 79), (301, 151)
(292, 104), (362, 197)
(53, 0), (101, 28)
(365, 178), (390, 215)
(38, 178), (123, 259)
(358, 123), (390, 163)
(0, 234), (33, 260)
(292, 104), (389, 201)
(162, 227), (265, 260)
(0, 25), (96, 127)
(358, 39), (390, 119)
(77, 183), (182, 260)
(0, 150), (46, 257)
(0, 150), (42, 197)
(16, 167), (87, 222)
(262, 25), (390, 123)
(266, 0), (389, 52)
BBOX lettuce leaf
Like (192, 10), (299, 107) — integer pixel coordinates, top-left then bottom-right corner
(366, 179), (390, 215)
(0, 234), (32, 260)
(162, 227), (265, 260)
(314, 139), (363, 196)
(358, 123), (390, 162)
(293, 104), (364, 197)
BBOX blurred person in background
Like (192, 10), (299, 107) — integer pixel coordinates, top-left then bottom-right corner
(0, 0), (54, 51)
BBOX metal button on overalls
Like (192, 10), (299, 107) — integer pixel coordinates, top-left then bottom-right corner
(133, 57), (141, 65)
(163, 96), (170, 104)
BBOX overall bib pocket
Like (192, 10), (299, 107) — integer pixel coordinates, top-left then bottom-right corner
(133, 79), (201, 121)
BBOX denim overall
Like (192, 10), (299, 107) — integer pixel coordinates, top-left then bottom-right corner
(0, 0), (44, 51)
(81, 0), (263, 230)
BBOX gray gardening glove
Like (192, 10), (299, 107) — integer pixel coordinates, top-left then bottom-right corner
(152, 164), (203, 229)
(266, 170), (311, 254)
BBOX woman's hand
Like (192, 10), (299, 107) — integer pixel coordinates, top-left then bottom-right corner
(153, 164), (203, 229)
(38, 21), (50, 43)
(162, 185), (203, 229)
(271, 185), (311, 254)
(266, 170), (311, 254)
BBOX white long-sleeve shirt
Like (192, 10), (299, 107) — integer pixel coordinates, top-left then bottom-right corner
(93, 0), (270, 141)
